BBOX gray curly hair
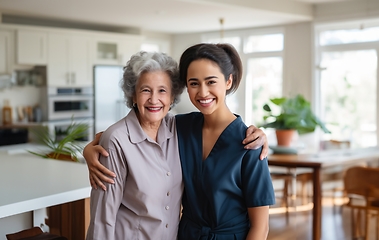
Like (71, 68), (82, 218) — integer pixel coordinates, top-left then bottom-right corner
(120, 51), (185, 109)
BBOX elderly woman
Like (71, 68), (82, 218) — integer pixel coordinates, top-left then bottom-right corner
(85, 51), (269, 240)
(86, 51), (185, 239)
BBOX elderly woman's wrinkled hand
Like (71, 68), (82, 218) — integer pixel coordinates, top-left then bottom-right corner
(242, 125), (269, 160)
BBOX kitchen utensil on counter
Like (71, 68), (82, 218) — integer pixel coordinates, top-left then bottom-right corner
(33, 105), (42, 122)
(2, 99), (12, 125)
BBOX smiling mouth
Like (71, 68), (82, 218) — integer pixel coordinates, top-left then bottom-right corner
(146, 107), (162, 111)
(198, 99), (213, 104)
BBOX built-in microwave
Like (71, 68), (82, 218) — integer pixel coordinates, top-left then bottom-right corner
(41, 87), (93, 121)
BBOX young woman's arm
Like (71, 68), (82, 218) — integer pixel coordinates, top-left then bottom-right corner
(83, 132), (115, 190)
(246, 206), (270, 240)
(84, 125), (269, 190)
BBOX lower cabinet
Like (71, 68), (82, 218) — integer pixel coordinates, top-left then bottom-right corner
(46, 198), (90, 239)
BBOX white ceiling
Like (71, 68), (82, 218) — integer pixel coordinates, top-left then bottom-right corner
(0, 0), (354, 34)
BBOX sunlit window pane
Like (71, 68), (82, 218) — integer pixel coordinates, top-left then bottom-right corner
(246, 57), (283, 126)
(320, 50), (377, 148)
(205, 37), (241, 51)
(320, 26), (379, 46)
(244, 34), (283, 53)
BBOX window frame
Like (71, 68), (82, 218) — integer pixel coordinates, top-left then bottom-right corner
(314, 21), (379, 147)
(201, 28), (285, 125)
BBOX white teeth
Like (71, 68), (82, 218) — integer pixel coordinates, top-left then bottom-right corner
(147, 107), (161, 110)
(199, 99), (212, 104)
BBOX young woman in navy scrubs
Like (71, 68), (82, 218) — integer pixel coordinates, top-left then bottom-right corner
(175, 43), (275, 240)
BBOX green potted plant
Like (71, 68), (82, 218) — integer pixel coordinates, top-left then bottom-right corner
(260, 94), (330, 146)
(29, 120), (90, 162)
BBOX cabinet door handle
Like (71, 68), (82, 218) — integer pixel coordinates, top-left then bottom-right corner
(66, 72), (70, 85)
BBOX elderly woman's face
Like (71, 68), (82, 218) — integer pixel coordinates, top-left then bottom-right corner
(133, 71), (173, 125)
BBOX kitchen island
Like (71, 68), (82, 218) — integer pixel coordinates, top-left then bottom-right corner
(0, 144), (91, 239)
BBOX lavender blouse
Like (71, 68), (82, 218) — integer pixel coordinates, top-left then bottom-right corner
(86, 110), (183, 240)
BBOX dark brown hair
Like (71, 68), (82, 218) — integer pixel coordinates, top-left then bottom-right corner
(179, 43), (243, 95)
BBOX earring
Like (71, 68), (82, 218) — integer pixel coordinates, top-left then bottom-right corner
(133, 102), (137, 108)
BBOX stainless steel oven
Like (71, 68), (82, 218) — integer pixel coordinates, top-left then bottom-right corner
(41, 87), (93, 121)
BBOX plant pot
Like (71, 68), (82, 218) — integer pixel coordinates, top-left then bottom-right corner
(46, 152), (77, 162)
(275, 129), (296, 147)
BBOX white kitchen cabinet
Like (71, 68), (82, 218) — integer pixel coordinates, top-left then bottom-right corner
(17, 29), (47, 65)
(0, 30), (12, 74)
(47, 32), (92, 87)
(93, 35), (142, 65)
(118, 37), (143, 64)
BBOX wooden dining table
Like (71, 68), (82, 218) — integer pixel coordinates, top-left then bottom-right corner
(267, 147), (379, 240)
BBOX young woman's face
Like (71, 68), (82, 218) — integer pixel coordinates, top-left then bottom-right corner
(133, 71), (173, 125)
(186, 59), (232, 115)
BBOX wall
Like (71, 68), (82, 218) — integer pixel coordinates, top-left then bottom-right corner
(314, 0), (379, 23)
(0, 213), (32, 239)
(171, 33), (203, 115)
(170, 0), (379, 120)
(283, 22), (313, 100)
(171, 22), (314, 122)
(0, 86), (42, 124)
(140, 30), (173, 55)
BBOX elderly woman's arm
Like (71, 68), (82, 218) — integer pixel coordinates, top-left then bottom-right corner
(84, 125), (268, 190)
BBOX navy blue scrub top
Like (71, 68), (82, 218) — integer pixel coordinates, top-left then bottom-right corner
(176, 112), (275, 240)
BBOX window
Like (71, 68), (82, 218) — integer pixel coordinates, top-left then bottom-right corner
(206, 36), (241, 51)
(246, 57), (283, 126)
(244, 33), (283, 53)
(202, 30), (284, 128)
(316, 24), (379, 148)
(319, 50), (377, 148)
(244, 32), (284, 126)
(320, 26), (379, 46)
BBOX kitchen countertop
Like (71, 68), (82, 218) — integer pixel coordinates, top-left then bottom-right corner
(0, 122), (45, 129)
(0, 144), (91, 218)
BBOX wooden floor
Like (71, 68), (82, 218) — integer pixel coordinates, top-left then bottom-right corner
(267, 197), (378, 240)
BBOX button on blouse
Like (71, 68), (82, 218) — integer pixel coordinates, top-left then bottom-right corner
(86, 110), (183, 240)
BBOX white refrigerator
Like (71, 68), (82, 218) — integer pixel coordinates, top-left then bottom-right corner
(93, 65), (130, 134)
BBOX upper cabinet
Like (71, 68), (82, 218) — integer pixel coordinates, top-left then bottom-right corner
(17, 29), (47, 65)
(47, 32), (92, 87)
(93, 35), (142, 65)
(0, 30), (12, 74)
(2, 24), (144, 88)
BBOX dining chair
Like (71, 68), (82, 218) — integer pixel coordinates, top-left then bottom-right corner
(270, 167), (313, 224)
(343, 166), (379, 240)
(321, 140), (352, 209)
(5, 227), (67, 240)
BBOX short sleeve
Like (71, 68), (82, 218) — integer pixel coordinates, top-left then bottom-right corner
(241, 149), (276, 207)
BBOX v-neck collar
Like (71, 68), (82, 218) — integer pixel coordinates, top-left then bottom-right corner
(197, 114), (241, 162)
